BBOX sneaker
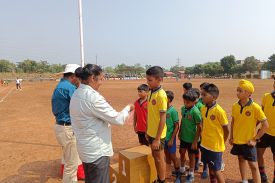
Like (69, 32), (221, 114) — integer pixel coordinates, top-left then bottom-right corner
(221, 162), (225, 172)
(201, 170), (208, 179)
(185, 174), (194, 183)
(260, 173), (268, 183)
(175, 173), (182, 183)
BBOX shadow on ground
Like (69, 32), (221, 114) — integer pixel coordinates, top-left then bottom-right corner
(0, 159), (60, 183)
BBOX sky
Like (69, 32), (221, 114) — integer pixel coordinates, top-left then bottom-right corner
(1, 0), (275, 69)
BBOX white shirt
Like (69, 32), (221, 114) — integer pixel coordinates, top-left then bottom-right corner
(70, 84), (130, 163)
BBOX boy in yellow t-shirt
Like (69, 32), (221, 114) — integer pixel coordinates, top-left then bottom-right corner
(146, 66), (168, 183)
(257, 78), (275, 182)
(230, 79), (268, 183)
(200, 83), (229, 183)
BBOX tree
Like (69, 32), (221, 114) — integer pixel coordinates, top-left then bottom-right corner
(170, 65), (185, 73)
(184, 67), (194, 74)
(202, 62), (223, 77)
(266, 54), (275, 72)
(220, 55), (236, 75)
(243, 56), (259, 77)
(193, 64), (203, 75)
(0, 59), (15, 72)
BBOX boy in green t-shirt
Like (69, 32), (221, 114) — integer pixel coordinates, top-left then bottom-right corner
(164, 91), (180, 179)
(179, 89), (202, 182)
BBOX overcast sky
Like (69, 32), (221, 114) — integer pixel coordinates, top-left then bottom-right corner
(1, 0), (275, 68)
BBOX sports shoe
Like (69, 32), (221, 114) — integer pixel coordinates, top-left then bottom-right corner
(194, 162), (200, 171)
(201, 170), (208, 179)
(185, 174), (194, 183)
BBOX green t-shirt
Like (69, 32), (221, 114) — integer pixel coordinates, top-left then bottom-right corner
(180, 105), (202, 143)
(166, 106), (179, 140)
(196, 98), (204, 111)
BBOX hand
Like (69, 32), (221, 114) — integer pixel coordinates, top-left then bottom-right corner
(229, 138), (234, 145)
(129, 104), (134, 112)
(152, 139), (160, 150)
(247, 139), (257, 146)
(168, 139), (173, 147)
(191, 142), (197, 150)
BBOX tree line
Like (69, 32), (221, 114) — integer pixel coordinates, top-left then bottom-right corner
(1, 54), (275, 77)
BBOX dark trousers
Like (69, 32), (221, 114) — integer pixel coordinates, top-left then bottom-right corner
(83, 156), (110, 183)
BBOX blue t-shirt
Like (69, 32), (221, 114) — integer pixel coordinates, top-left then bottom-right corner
(51, 78), (76, 123)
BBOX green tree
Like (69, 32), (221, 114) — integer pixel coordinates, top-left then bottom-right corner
(202, 62), (223, 77)
(193, 64), (203, 75)
(0, 59), (15, 72)
(184, 67), (194, 74)
(243, 56), (259, 77)
(220, 55), (236, 75)
(170, 65), (185, 73)
(266, 54), (275, 72)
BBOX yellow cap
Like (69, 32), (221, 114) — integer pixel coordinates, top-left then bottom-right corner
(239, 79), (254, 93)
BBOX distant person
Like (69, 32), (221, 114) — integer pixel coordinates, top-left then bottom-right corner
(188, 74), (191, 80)
(146, 66), (168, 183)
(200, 84), (229, 183)
(179, 89), (202, 182)
(257, 78), (275, 182)
(51, 64), (83, 183)
(164, 90), (180, 180)
(230, 80), (268, 183)
(182, 82), (192, 94)
(133, 84), (149, 146)
(70, 64), (134, 183)
(16, 78), (21, 90)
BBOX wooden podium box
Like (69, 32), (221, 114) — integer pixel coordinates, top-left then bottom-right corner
(110, 163), (120, 183)
(118, 145), (157, 183)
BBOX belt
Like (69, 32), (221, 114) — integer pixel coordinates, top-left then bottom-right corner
(57, 121), (71, 126)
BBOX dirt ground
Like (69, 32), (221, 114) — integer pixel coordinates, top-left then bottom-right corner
(0, 78), (274, 183)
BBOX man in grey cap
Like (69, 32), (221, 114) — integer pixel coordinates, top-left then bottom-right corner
(51, 64), (81, 183)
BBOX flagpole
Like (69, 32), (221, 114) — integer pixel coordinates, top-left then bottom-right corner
(78, 0), (85, 67)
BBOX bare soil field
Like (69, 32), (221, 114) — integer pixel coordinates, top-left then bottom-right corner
(0, 78), (274, 183)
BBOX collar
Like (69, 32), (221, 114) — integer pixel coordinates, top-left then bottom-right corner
(238, 98), (253, 107)
(206, 102), (217, 109)
(150, 86), (162, 93)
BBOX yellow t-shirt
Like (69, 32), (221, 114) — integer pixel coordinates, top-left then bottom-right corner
(201, 104), (228, 152)
(147, 87), (167, 139)
(232, 100), (267, 144)
(262, 93), (275, 136)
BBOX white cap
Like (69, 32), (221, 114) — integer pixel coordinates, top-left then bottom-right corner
(63, 64), (80, 74)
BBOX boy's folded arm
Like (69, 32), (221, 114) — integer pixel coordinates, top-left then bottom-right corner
(254, 119), (268, 140)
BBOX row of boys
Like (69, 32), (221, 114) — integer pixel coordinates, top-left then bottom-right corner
(133, 66), (274, 183)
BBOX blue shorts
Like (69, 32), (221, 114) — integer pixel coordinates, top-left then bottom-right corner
(201, 146), (223, 171)
(230, 144), (257, 162)
(164, 138), (176, 153)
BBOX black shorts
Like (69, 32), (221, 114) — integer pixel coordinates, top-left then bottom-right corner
(137, 131), (149, 146)
(180, 140), (199, 154)
(257, 133), (275, 154)
(201, 147), (223, 171)
(147, 136), (165, 151)
(231, 144), (257, 162)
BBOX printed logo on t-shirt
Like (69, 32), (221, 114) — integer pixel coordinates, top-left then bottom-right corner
(210, 115), (216, 120)
(152, 99), (156, 105)
(245, 111), (251, 116)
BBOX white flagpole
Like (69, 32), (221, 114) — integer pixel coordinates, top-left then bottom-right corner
(78, 0), (85, 67)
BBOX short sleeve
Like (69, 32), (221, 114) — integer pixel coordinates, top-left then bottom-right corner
(171, 109), (179, 123)
(218, 109), (228, 126)
(157, 93), (168, 112)
(254, 104), (267, 122)
(193, 108), (202, 124)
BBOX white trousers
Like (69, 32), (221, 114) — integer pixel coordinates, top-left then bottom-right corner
(54, 124), (79, 183)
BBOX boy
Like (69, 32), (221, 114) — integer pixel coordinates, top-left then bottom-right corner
(200, 83), (229, 183)
(230, 79), (268, 183)
(257, 78), (275, 182)
(179, 89), (202, 182)
(146, 66), (168, 183)
(133, 84), (150, 146)
(183, 82), (192, 94)
(164, 90), (180, 178)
